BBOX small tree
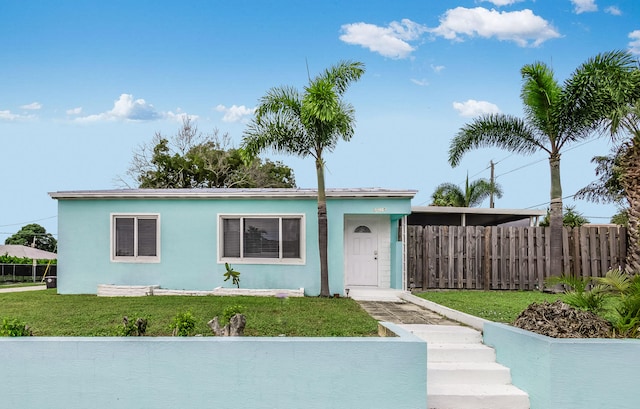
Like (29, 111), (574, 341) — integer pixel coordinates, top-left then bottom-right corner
(121, 117), (296, 189)
(5, 224), (56, 253)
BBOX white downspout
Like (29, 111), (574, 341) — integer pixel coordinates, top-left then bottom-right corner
(402, 215), (408, 291)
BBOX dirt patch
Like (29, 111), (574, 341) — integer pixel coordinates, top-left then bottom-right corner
(513, 300), (613, 338)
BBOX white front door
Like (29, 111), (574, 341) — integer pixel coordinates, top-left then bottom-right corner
(345, 216), (379, 286)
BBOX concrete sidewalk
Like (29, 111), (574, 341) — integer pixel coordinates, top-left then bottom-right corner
(0, 285), (47, 293)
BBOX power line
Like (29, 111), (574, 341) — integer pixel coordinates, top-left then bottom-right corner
(0, 216), (57, 228)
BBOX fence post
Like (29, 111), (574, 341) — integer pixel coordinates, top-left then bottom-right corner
(484, 226), (491, 290)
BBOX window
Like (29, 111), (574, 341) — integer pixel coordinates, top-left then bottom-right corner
(219, 215), (304, 264)
(111, 214), (160, 262)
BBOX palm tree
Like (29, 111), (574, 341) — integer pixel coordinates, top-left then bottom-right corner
(448, 51), (636, 277)
(242, 60), (365, 297)
(602, 103), (640, 270)
(431, 175), (503, 207)
(567, 51), (640, 270)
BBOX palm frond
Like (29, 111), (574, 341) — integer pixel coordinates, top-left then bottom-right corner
(448, 114), (544, 166)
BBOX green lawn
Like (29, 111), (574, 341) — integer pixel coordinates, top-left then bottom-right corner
(415, 290), (565, 323)
(0, 289), (379, 337)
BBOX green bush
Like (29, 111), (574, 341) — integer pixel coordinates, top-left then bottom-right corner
(169, 310), (196, 336)
(1, 317), (32, 336)
(223, 304), (245, 324)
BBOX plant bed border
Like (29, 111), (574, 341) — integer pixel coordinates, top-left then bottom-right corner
(483, 322), (640, 409)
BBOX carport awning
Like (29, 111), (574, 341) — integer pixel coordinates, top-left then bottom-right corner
(409, 206), (546, 227)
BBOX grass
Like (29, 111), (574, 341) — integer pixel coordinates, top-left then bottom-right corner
(416, 290), (565, 323)
(0, 289), (379, 337)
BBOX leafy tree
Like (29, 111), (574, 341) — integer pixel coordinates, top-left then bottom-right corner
(4, 224), (57, 253)
(242, 60), (365, 297)
(430, 175), (502, 207)
(575, 145), (627, 205)
(123, 118), (296, 189)
(539, 205), (589, 227)
(448, 51), (636, 276)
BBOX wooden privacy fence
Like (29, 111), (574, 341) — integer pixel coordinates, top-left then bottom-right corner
(407, 225), (627, 290)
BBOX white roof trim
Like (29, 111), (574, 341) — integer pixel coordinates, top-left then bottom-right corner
(50, 188), (417, 200)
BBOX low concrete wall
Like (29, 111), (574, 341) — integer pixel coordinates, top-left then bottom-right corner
(484, 322), (640, 409)
(0, 323), (426, 409)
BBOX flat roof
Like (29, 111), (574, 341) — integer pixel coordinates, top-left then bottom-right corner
(411, 206), (546, 216)
(49, 188), (418, 200)
(409, 206), (546, 226)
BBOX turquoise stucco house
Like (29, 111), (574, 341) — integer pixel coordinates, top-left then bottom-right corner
(49, 188), (416, 295)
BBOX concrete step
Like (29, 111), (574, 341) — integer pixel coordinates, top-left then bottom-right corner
(428, 362), (512, 385)
(428, 343), (496, 362)
(398, 323), (529, 408)
(402, 324), (482, 344)
(428, 384), (530, 409)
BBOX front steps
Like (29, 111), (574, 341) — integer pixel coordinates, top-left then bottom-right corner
(399, 324), (530, 409)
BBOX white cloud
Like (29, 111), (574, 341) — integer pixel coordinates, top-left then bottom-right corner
(605, 6), (621, 15)
(629, 30), (640, 55)
(76, 94), (161, 122)
(20, 102), (41, 110)
(0, 110), (21, 121)
(453, 99), (501, 117)
(215, 104), (255, 123)
(410, 78), (429, 86)
(431, 64), (445, 73)
(481, 0), (524, 6)
(66, 107), (82, 115)
(571, 0), (598, 14)
(340, 19), (428, 59)
(431, 7), (561, 47)
(166, 109), (199, 123)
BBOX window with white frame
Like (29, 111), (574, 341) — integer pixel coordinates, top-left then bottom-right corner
(219, 215), (304, 263)
(111, 214), (160, 262)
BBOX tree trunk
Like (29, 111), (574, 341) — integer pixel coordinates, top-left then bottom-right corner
(316, 156), (330, 297)
(548, 153), (564, 278)
(622, 139), (640, 272)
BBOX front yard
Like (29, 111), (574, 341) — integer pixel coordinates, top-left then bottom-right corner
(0, 289), (379, 336)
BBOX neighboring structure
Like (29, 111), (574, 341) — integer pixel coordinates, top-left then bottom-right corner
(0, 244), (57, 260)
(408, 206), (546, 227)
(49, 188), (416, 295)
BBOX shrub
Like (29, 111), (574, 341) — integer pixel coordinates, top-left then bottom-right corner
(1, 317), (32, 336)
(169, 310), (196, 336)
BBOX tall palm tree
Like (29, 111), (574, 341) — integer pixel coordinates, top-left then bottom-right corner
(431, 175), (503, 207)
(602, 103), (640, 271)
(448, 51), (635, 278)
(242, 60), (365, 297)
(567, 51), (640, 270)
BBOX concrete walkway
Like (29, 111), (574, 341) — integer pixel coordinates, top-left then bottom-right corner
(0, 285), (47, 293)
(357, 300), (461, 325)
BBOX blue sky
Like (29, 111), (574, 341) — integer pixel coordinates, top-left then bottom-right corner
(1, 0), (639, 242)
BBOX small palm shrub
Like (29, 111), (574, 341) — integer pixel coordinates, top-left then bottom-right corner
(545, 274), (607, 313)
(548, 269), (640, 337)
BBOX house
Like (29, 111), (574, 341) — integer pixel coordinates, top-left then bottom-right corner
(0, 244), (57, 260)
(49, 188), (416, 295)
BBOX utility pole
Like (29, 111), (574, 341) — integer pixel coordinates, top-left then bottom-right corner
(489, 160), (495, 208)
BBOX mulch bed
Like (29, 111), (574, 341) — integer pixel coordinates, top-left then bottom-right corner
(513, 300), (613, 338)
